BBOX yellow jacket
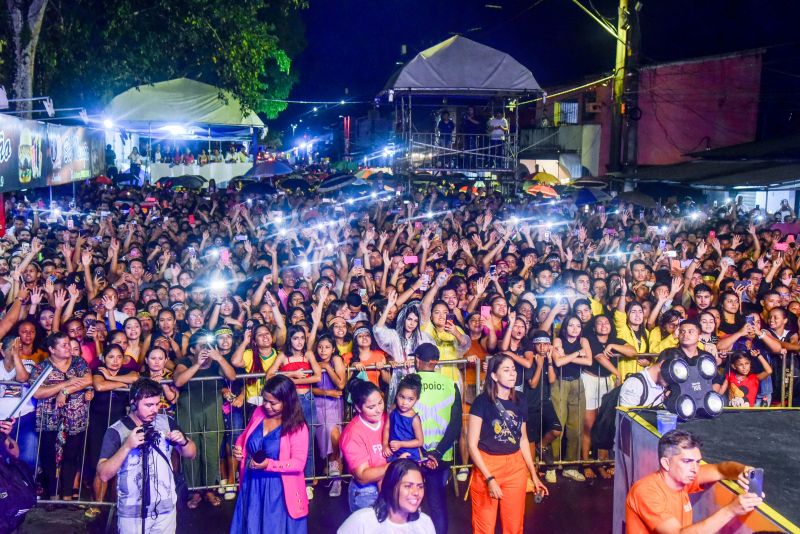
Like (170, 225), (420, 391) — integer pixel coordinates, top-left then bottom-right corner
(613, 310), (648, 379)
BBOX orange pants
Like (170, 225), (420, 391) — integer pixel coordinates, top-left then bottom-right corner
(470, 449), (528, 534)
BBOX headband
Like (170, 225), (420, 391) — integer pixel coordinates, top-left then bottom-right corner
(353, 327), (371, 338)
(532, 336), (551, 344)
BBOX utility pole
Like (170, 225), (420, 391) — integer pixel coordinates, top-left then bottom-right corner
(620, 2), (642, 182)
(571, 0), (641, 181)
(608, 0), (628, 175)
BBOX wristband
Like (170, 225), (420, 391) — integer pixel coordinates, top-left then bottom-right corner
(485, 476), (496, 484)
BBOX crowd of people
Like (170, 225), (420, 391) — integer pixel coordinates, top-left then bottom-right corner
(105, 143), (260, 179)
(0, 171), (797, 533)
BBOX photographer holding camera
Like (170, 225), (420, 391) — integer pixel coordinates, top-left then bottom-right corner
(97, 378), (196, 534)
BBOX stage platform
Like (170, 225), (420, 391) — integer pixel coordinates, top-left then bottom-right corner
(613, 408), (800, 534)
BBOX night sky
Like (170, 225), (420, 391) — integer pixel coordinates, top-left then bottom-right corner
(277, 0), (800, 136)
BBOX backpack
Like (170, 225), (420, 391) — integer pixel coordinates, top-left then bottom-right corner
(591, 374), (647, 450)
(0, 442), (36, 534)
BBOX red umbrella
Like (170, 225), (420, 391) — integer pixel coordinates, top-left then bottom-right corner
(526, 184), (558, 198)
(94, 175), (112, 185)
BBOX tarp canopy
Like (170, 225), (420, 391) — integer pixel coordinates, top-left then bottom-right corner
(627, 134), (800, 190)
(104, 78), (265, 134)
(384, 36), (541, 95)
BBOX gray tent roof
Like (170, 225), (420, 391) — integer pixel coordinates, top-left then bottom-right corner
(384, 36), (541, 95)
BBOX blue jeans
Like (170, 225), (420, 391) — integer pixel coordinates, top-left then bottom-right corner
(11, 411), (38, 471)
(299, 391), (316, 479)
(422, 462), (451, 534)
(221, 406), (245, 457)
(348, 480), (378, 512)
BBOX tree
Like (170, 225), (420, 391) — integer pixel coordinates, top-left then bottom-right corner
(29, 0), (306, 117)
(6, 0), (48, 117)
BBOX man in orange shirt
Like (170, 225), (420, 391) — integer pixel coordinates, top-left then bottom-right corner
(626, 429), (763, 533)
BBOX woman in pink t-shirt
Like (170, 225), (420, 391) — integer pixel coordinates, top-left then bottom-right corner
(340, 380), (388, 512)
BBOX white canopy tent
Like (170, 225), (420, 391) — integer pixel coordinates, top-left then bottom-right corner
(385, 35), (541, 95)
(103, 78), (266, 186)
(104, 77), (265, 132)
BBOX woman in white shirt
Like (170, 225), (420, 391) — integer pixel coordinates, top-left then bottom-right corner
(337, 458), (435, 534)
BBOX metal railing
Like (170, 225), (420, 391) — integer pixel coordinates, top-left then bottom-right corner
(0, 359), (485, 508)
(401, 132), (518, 172)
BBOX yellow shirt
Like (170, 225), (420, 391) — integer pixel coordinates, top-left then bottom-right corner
(613, 310), (648, 379)
(648, 327), (679, 354)
(241, 348), (277, 401)
(589, 296), (605, 316)
(421, 320), (468, 387)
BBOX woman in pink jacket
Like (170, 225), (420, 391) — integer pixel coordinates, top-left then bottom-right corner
(231, 375), (309, 534)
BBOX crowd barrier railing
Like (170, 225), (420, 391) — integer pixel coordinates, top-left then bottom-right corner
(11, 351), (763, 508)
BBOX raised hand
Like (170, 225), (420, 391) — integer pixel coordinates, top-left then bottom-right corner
(29, 287), (43, 306)
(386, 287), (398, 307)
(669, 276), (684, 297)
(54, 289), (68, 309)
(67, 283), (79, 300)
(102, 293), (117, 311)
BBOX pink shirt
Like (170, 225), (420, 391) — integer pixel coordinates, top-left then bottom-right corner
(341, 414), (387, 476)
(80, 341), (100, 370)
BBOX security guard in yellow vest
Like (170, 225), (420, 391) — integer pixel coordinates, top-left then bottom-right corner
(414, 343), (462, 534)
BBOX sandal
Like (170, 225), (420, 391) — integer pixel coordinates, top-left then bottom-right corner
(584, 466), (597, 480)
(84, 507), (102, 519)
(597, 466), (613, 479)
(205, 491), (222, 507)
(187, 493), (202, 509)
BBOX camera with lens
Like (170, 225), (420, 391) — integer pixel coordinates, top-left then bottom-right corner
(138, 422), (161, 448)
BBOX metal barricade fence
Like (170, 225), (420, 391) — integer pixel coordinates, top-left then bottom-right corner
(8, 351), (751, 507)
(0, 359), (483, 507)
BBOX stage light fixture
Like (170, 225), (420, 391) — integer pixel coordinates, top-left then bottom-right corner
(696, 391), (724, 418)
(661, 354), (723, 421)
(697, 354), (717, 380)
(664, 392), (697, 420)
(662, 358), (689, 384)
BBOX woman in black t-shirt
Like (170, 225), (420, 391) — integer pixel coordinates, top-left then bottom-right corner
(86, 343), (139, 516)
(583, 315), (634, 479)
(467, 354), (548, 534)
(550, 315), (593, 482)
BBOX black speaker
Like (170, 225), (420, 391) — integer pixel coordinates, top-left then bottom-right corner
(661, 354), (724, 420)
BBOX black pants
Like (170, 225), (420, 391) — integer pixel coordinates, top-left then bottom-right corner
(39, 430), (86, 499)
(422, 461), (451, 534)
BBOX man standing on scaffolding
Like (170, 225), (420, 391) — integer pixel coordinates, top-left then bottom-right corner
(488, 111), (509, 169)
(437, 110), (455, 169)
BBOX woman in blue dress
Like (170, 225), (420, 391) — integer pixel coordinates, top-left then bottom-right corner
(231, 375), (309, 534)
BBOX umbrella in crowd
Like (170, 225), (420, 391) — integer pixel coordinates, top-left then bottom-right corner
(531, 171), (560, 185)
(93, 175), (112, 185)
(355, 167), (392, 179)
(157, 175), (206, 189)
(573, 187), (612, 206)
(317, 173), (356, 193)
(341, 178), (370, 196)
(615, 190), (657, 209)
(244, 160), (293, 179)
(228, 176), (254, 190)
(526, 184), (559, 198)
(279, 176), (311, 191)
(572, 176), (608, 188)
(240, 181), (278, 196)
